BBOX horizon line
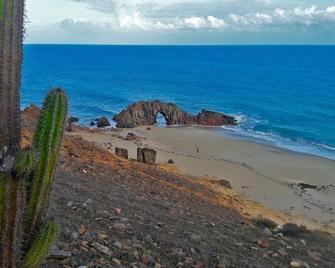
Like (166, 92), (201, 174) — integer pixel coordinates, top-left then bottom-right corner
(23, 43), (335, 46)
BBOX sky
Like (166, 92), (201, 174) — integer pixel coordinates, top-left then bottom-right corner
(25, 0), (335, 44)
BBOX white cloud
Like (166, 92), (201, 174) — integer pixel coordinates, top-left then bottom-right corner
(208, 16), (227, 29)
(26, 1), (335, 44)
(183, 16), (208, 29)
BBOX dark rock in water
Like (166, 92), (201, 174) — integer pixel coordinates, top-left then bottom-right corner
(68, 116), (79, 124)
(168, 159), (174, 164)
(115, 147), (128, 159)
(137, 148), (157, 165)
(97, 117), (111, 128)
(90, 121), (96, 126)
(113, 100), (237, 128)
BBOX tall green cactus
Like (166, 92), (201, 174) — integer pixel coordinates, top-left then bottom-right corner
(27, 89), (68, 233)
(0, 89), (68, 267)
(0, 0), (24, 154)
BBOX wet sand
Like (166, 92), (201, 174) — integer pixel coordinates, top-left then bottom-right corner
(68, 125), (335, 229)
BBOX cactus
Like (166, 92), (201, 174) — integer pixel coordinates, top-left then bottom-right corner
(26, 89), (68, 232)
(0, 0), (24, 153)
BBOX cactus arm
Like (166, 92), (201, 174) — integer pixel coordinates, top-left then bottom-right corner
(1, 174), (25, 268)
(26, 89), (68, 232)
(23, 221), (59, 268)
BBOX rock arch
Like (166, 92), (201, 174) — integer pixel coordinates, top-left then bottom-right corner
(113, 100), (237, 128)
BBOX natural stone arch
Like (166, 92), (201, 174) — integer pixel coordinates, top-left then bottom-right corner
(113, 100), (237, 128)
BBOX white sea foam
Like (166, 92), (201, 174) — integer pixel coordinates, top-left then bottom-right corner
(218, 114), (335, 160)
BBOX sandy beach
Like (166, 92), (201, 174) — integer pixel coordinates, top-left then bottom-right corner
(68, 125), (335, 230)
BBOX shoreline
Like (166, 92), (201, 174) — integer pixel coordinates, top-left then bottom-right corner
(68, 124), (335, 230)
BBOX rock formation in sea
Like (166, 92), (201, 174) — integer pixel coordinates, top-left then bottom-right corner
(113, 100), (237, 128)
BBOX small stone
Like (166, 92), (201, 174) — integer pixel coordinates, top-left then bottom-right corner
(154, 264), (161, 268)
(190, 234), (201, 242)
(256, 239), (269, 248)
(290, 261), (302, 268)
(120, 217), (130, 223)
(114, 208), (122, 214)
(112, 258), (122, 266)
(113, 222), (128, 231)
(91, 242), (112, 256)
(98, 233), (108, 241)
(113, 241), (123, 249)
(263, 227), (272, 236)
(184, 257), (194, 264)
(71, 231), (79, 239)
(47, 249), (71, 260)
(79, 225), (87, 235)
(308, 251), (321, 262)
(66, 201), (73, 207)
(278, 248), (287, 256)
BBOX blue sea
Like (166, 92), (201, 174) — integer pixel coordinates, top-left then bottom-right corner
(22, 45), (335, 160)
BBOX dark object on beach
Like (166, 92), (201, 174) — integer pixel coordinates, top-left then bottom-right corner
(137, 148), (157, 165)
(216, 179), (232, 189)
(147, 127), (152, 130)
(282, 223), (309, 237)
(126, 132), (138, 141)
(115, 147), (129, 159)
(97, 117), (111, 128)
(253, 218), (278, 229)
(168, 159), (174, 164)
(113, 100), (237, 128)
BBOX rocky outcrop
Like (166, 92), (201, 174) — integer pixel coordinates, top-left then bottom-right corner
(97, 117), (111, 128)
(113, 101), (237, 128)
(137, 148), (157, 165)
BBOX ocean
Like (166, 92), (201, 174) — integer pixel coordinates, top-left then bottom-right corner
(22, 45), (335, 160)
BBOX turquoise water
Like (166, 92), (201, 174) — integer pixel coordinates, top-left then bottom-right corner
(22, 45), (335, 159)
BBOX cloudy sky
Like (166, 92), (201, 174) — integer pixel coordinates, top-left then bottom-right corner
(26, 0), (335, 44)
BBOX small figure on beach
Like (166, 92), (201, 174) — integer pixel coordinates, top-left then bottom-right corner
(197, 147), (199, 154)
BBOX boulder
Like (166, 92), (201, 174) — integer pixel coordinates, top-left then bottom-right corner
(168, 159), (174, 164)
(115, 147), (128, 159)
(68, 116), (79, 124)
(137, 148), (157, 165)
(113, 100), (237, 128)
(97, 117), (111, 128)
